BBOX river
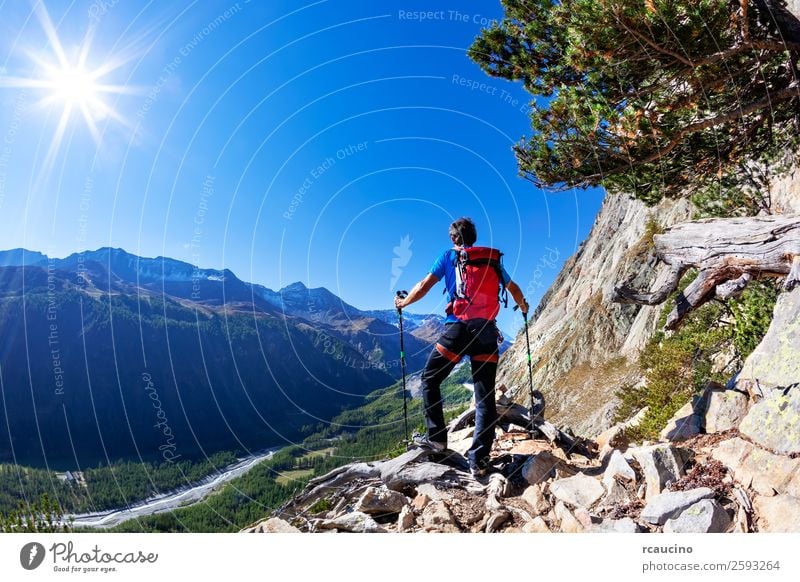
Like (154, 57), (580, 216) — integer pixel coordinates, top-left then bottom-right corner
(68, 446), (283, 529)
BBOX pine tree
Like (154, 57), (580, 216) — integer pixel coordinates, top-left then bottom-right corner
(469, 0), (800, 204)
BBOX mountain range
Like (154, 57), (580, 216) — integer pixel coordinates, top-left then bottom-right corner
(0, 247), (452, 468)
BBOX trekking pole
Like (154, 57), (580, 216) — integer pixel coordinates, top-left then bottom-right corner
(514, 304), (538, 428)
(396, 290), (410, 449)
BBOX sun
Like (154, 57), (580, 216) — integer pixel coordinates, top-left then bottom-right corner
(0, 2), (138, 177)
(48, 65), (99, 105)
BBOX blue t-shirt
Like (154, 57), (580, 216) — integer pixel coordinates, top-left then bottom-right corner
(430, 248), (511, 323)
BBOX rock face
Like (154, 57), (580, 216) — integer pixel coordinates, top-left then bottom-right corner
(711, 437), (800, 496)
(736, 288), (800, 396)
(663, 500), (731, 533)
(739, 388), (800, 455)
(496, 195), (693, 437)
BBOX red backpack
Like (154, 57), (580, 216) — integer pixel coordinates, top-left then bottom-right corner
(449, 247), (508, 321)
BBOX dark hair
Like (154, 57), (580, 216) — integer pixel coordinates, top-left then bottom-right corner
(449, 217), (477, 247)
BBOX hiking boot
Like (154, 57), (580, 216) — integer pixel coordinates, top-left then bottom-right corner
(411, 434), (446, 452)
(469, 458), (491, 478)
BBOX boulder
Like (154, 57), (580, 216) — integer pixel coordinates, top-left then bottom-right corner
(245, 517), (300, 533)
(640, 487), (715, 525)
(663, 500), (731, 533)
(739, 388), (800, 455)
(397, 505), (415, 532)
(704, 388), (749, 433)
(521, 484), (551, 515)
(660, 401), (703, 442)
(631, 444), (692, 500)
(554, 500), (584, 533)
(317, 511), (386, 533)
(549, 473), (606, 509)
(712, 437), (800, 496)
(521, 450), (561, 485)
(587, 517), (640, 533)
(753, 494), (800, 532)
(419, 500), (458, 532)
(602, 449), (636, 490)
(736, 287), (800, 395)
(355, 486), (408, 515)
(521, 516), (551, 533)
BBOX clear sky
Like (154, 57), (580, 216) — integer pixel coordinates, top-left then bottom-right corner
(0, 0), (605, 336)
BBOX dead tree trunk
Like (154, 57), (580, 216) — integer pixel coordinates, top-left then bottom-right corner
(613, 214), (800, 329)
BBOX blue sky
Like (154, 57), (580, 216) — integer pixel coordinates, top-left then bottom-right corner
(0, 0), (605, 335)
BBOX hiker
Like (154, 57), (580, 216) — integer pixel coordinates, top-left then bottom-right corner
(394, 217), (528, 477)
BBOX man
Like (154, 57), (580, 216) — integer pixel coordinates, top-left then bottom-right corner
(395, 217), (528, 477)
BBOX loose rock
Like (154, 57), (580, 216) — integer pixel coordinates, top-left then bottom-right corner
(640, 487), (715, 525)
(663, 499), (731, 533)
(245, 517), (301, 533)
(521, 450), (561, 485)
(632, 444), (692, 500)
(355, 486), (408, 515)
(704, 388), (749, 433)
(549, 473), (606, 509)
(603, 449), (636, 490)
(660, 401), (703, 442)
(587, 517), (640, 533)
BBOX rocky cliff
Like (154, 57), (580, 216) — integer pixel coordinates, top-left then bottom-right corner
(496, 194), (692, 437)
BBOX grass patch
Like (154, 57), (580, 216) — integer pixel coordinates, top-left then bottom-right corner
(275, 469), (314, 487)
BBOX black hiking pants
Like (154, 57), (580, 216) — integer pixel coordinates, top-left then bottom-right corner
(419, 318), (500, 467)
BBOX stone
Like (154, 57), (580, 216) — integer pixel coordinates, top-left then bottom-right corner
(663, 500), (731, 533)
(601, 480), (636, 507)
(385, 462), (453, 491)
(419, 500), (458, 531)
(355, 486), (408, 516)
(739, 388), (800, 455)
(411, 494), (431, 511)
(549, 473), (606, 509)
(736, 287), (800, 395)
(415, 483), (446, 502)
(587, 517), (640, 533)
(573, 507), (594, 529)
(554, 501), (584, 533)
(753, 494), (800, 532)
(397, 505), (415, 532)
(632, 444), (692, 500)
(704, 388), (749, 433)
(522, 516), (550, 533)
(521, 484), (551, 515)
(660, 401), (703, 442)
(640, 488), (715, 525)
(603, 449), (636, 490)
(246, 517), (301, 533)
(711, 437), (800, 496)
(318, 511), (386, 533)
(521, 451), (561, 485)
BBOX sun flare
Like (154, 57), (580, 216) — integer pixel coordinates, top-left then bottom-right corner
(0, 2), (138, 179)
